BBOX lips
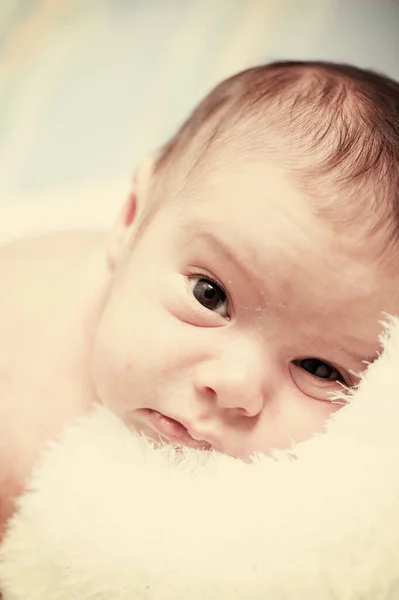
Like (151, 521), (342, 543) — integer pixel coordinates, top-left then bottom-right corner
(142, 409), (213, 451)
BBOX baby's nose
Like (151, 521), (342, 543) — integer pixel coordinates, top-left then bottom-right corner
(194, 344), (266, 417)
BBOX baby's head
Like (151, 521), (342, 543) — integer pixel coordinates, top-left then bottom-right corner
(92, 61), (399, 459)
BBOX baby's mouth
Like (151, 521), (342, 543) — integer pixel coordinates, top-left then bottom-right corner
(140, 409), (213, 451)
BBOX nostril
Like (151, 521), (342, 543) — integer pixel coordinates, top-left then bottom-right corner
(203, 386), (216, 399)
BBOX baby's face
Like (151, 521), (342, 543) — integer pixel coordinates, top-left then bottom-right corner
(92, 161), (398, 459)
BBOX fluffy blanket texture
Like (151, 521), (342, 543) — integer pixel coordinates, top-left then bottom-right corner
(0, 319), (399, 599)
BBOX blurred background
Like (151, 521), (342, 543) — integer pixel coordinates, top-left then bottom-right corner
(0, 0), (398, 234)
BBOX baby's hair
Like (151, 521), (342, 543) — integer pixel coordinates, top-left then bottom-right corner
(154, 61), (399, 259)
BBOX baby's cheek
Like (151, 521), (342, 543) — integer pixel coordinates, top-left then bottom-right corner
(272, 390), (341, 447)
(91, 327), (126, 413)
(91, 273), (199, 418)
(91, 323), (151, 419)
(297, 398), (340, 439)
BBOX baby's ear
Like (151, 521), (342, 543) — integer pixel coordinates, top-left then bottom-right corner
(107, 155), (156, 271)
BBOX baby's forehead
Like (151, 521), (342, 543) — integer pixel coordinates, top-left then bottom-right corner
(161, 130), (394, 277)
(182, 162), (393, 275)
(178, 180), (349, 278)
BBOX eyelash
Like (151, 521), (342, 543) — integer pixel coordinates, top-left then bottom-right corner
(187, 269), (231, 312)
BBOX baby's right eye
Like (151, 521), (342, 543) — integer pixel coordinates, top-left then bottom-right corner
(189, 277), (230, 318)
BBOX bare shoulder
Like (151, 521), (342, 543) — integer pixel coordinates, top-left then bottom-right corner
(0, 229), (104, 282)
(0, 229), (104, 274)
(0, 230), (105, 333)
(0, 231), (106, 538)
(0, 229), (106, 407)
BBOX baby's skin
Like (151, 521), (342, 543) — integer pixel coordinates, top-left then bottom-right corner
(1, 157), (398, 539)
(0, 232), (105, 536)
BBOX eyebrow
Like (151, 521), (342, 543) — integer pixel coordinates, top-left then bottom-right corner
(337, 337), (380, 368)
(196, 231), (242, 265)
(193, 230), (262, 289)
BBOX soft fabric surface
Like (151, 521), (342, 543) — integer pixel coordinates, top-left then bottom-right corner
(0, 319), (398, 599)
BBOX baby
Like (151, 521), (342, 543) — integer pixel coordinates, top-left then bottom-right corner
(1, 60), (399, 538)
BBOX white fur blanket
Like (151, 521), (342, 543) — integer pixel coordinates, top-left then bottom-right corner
(0, 319), (399, 599)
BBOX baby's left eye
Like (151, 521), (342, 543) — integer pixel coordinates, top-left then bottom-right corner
(189, 277), (229, 318)
(294, 358), (344, 382)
